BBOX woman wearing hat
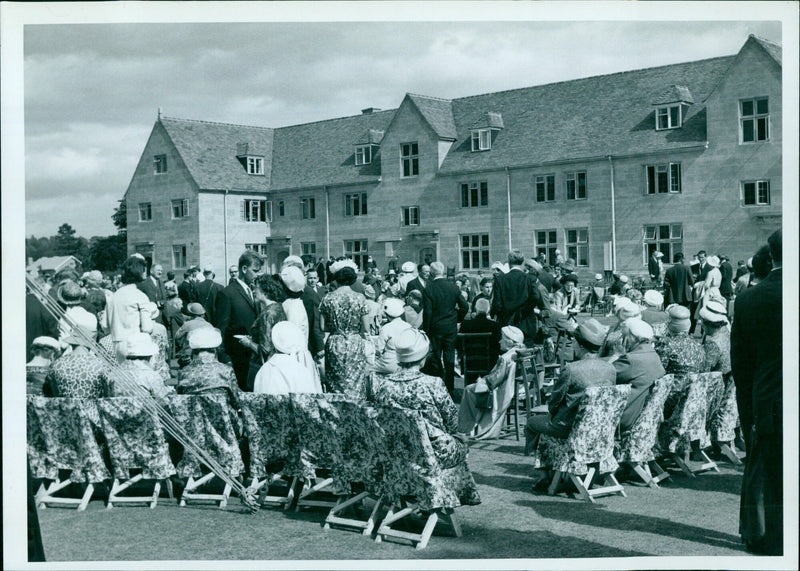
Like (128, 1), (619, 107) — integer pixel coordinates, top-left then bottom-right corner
(253, 321), (321, 394)
(45, 323), (109, 398)
(369, 329), (467, 468)
(403, 289), (424, 329)
(373, 298), (413, 375)
(239, 274), (288, 391)
(175, 302), (214, 368)
(178, 327), (242, 407)
(599, 297), (641, 358)
(55, 279), (97, 342)
(108, 332), (174, 399)
(27, 337), (63, 396)
(459, 325), (527, 440)
(280, 266), (310, 345)
(107, 256), (154, 362)
(320, 260), (370, 400)
(362, 284), (382, 336)
(693, 255), (723, 331)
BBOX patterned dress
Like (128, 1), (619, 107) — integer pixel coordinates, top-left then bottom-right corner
(150, 322), (171, 381)
(108, 359), (175, 400)
(703, 326), (738, 442)
(654, 331), (706, 417)
(370, 368), (467, 469)
(26, 357), (53, 396)
(178, 352), (240, 404)
(45, 349), (108, 398)
(320, 287), (369, 400)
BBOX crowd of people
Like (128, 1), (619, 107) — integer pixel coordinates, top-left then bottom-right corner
(25, 228), (783, 556)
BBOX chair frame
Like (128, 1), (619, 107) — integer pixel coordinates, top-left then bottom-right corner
(456, 332), (495, 386)
(107, 470), (173, 509)
(547, 466), (626, 503)
(504, 350), (540, 440)
(249, 474), (297, 509)
(36, 475), (96, 511)
(324, 491), (384, 536)
(295, 476), (339, 511)
(179, 472), (232, 509)
(374, 499), (461, 550)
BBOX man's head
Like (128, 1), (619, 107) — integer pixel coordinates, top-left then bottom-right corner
(229, 265), (239, 280)
(507, 249), (525, 267)
(202, 264), (215, 280)
(474, 297), (491, 316)
(673, 252), (685, 264)
(238, 250), (263, 285)
(572, 318), (606, 358)
(697, 250), (707, 265)
(480, 277), (493, 297)
(768, 229), (782, 267)
(188, 266), (201, 282)
(306, 269), (319, 287)
(752, 244), (773, 279)
(166, 271), (175, 281)
(151, 264), (163, 279)
(429, 261), (445, 278)
(420, 264), (431, 280)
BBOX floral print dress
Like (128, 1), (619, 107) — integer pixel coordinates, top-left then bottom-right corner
(654, 331), (707, 417)
(703, 326), (738, 442)
(320, 287), (369, 400)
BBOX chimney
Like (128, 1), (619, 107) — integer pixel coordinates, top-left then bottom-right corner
(361, 107), (381, 115)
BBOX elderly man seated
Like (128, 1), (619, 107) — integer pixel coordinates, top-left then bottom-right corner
(525, 319), (616, 477)
(108, 332), (175, 400)
(253, 321), (322, 394)
(177, 328), (240, 403)
(458, 326), (526, 439)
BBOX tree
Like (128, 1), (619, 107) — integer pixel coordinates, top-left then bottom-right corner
(54, 223), (80, 256)
(89, 234), (127, 271)
(112, 199), (127, 236)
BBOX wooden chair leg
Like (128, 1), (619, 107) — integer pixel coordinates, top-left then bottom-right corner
(631, 462), (658, 488)
(78, 483), (95, 511)
(720, 443), (743, 465)
(649, 460), (671, 484)
(546, 470), (563, 496)
(416, 511), (439, 550)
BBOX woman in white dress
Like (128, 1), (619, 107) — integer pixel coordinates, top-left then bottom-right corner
(253, 321), (322, 394)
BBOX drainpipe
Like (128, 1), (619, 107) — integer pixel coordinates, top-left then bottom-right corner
(607, 156), (617, 272)
(505, 167), (512, 251)
(324, 185), (330, 259)
(223, 189), (229, 275)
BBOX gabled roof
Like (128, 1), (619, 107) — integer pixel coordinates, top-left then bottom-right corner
(407, 94), (457, 140)
(160, 117), (274, 191)
(438, 55), (735, 174)
(651, 85), (694, 106)
(749, 34), (782, 65)
(26, 255), (81, 273)
(354, 129), (385, 145)
(471, 111), (505, 130)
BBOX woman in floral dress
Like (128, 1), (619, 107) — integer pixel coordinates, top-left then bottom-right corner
(242, 273), (287, 392)
(319, 260), (369, 399)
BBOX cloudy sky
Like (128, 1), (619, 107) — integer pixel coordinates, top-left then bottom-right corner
(20, 9), (785, 239)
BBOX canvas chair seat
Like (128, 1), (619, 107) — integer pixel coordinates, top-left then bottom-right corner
(708, 376), (743, 464)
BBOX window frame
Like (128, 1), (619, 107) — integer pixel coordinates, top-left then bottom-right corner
(301, 242), (317, 256)
(244, 243), (269, 256)
(246, 156), (264, 175)
(459, 233), (490, 270)
(344, 192), (368, 217)
(535, 174), (556, 203)
(154, 154), (168, 174)
(535, 229), (559, 267)
(740, 97), (770, 143)
(402, 205), (420, 226)
(565, 228), (589, 267)
(355, 145), (373, 166)
(242, 199), (272, 222)
(400, 142), (419, 178)
(460, 181), (489, 208)
(645, 162), (682, 194)
(642, 223), (683, 265)
(470, 129), (492, 152)
(343, 239), (369, 270)
(277, 201), (285, 218)
(300, 197), (316, 220)
(138, 202), (152, 222)
(565, 171), (587, 201)
(655, 105), (682, 130)
(741, 180), (771, 206)
(172, 244), (187, 269)
(171, 198), (189, 219)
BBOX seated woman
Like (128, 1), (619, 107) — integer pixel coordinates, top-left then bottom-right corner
(599, 297), (641, 358)
(27, 336), (62, 396)
(253, 321), (322, 395)
(177, 327), (240, 403)
(525, 319), (616, 476)
(107, 332), (175, 400)
(373, 298), (413, 375)
(458, 325), (526, 439)
(369, 328), (468, 469)
(44, 320), (108, 398)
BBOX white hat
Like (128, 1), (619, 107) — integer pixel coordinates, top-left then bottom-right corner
(62, 306), (99, 347)
(624, 318), (654, 341)
(699, 300), (729, 324)
(280, 266), (306, 293)
(500, 326), (524, 345)
(188, 327), (222, 350)
(619, 275), (629, 284)
(706, 255), (720, 268)
(330, 259), (359, 275)
(271, 321), (306, 355)
(654, 251), (664, 258)
(594, 273), (603, 281)
(643, 290), (664, 307)
(401, 261), (417, 273)
(614, 297), (641, 319)
(203, 264), (214, 274)
(394, 329), (430, 363)
(282, 255), (305, 269)
(124, 332), (158, 357)
(32, 336), (62, 351)
(382, 297), (405, 318)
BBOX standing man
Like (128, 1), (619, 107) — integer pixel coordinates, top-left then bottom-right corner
(178, 267), (200, 314)
(492, 250), (546, 347)
(731, 229), (782, 555)
(214, 250), (262, 389)
(137, 263), (167, 311)
(228, 265), (239, 286)
(306, 268), (327, 299)
(196, 266), (225, 325)
(648, 250), (664, 285)
(422, 261), (469, 396)
(663, 252), (694, 308)
(718, 254), (734, 308)
(406, 264), (430, 295)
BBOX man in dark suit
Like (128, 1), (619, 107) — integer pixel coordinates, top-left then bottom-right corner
(405, 264), (430, 295)
(663, 252), (694, 308)
(305, 268), (327, 299)
(213, 251), (262, 389)
(718, 254), (734, 304)
(422, 261), (469, 395)
(459, 298), (502, 380)
(492, 250), (546, 347)
(648, 251), (663, 285)
(196, 266), (225, 325)
(137, 263), (167, 309)
(26, 289), (59, 362)
(731, 229), (782, 555)
(178, 267), (200, 315)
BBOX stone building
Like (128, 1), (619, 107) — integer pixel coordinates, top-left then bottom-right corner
(124, 35), (782, 280)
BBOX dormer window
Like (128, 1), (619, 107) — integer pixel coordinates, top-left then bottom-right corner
(355, 145), (373, 166)
(471, 129), (492, 152)
(656, 105), (682, 130)
(652, 85), (693, 131)
(246, 156), (264, 175)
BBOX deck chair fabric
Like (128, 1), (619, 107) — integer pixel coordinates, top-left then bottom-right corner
(165, 394), (244, 479)
(710, 377), (739, 443)
(240, 393), (303, 479)
(95, 397), (175, 480)
(27, 396), (110, 483)
(616, 375), (674, 464)
(531, 385), (631, 476)
(458, 352), (518, 440)
(657, 372), (723, 454)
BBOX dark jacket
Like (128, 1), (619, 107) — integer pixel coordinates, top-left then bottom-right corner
(213, 280), (258, 365)
(422, 277), (468, 335)
(719, 260), (734, 296)
(648, 256), (661, 280)
(459, 314), (502, 365)
(492, 268), (545, 343)
(26, 293), (59, 362)
(549, 356), (617, 436)
(613, 343), (666, 432)
(196, 279), (225, 324)
(301, 286), (325, 356)
(663, 263), (694, 305)
(137, 276), (167, 306)
(178, 280), (199, 314)
(731, 268), (782, 437)
(406, 276), (427, 295)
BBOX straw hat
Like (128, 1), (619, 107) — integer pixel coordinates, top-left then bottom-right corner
(186, 302), (206, 316)
(500, 326), (524, 345)
(643, 290), (664, 307)
(394, 329), (430, 363)
(667, 305), (692, 333)
(56, 280), (84, 306)
(624, 318), (654, 341)
(706, 255), (720, 268)
(32, 336), (63, 351)
(574, 319), (607, 348)
(699, 300), (729, 324)
(401, 261), (417, 273)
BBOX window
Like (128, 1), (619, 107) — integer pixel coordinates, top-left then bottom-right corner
(645, 163), (682, 194)
(460, 181), (488, 208)
(344, 240), (368, 270)
(154, 154), (167, 174)
(742, 180), (770, 206)
(171, 198), (188, 219)
(535, 230), (558, 266)
(656, 105), (681, 130)
(241, 199), (271, 222)
(345, 193), (368, 216)
(172, 244), (187, 268)
(460, 234), (490, 270)
(245, 243), (268, 256)
(565, 172), (587, 200)
(355, 145), (372, 166)
(278, 201), (285, 217)
(643, 223), (683, 265)
(246, 156), (264, 175)
(566, 228), (589, 267)
(402, 206), (420, 226)
(400, 142), (419, 177)
(302, 242), (316, 256)
(301, 197), (316, 220)
(138, 202), (152, 221)
(471, 129), (491, 152)
(740, 97), (769, 143)
(535, 175), (556, 202)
